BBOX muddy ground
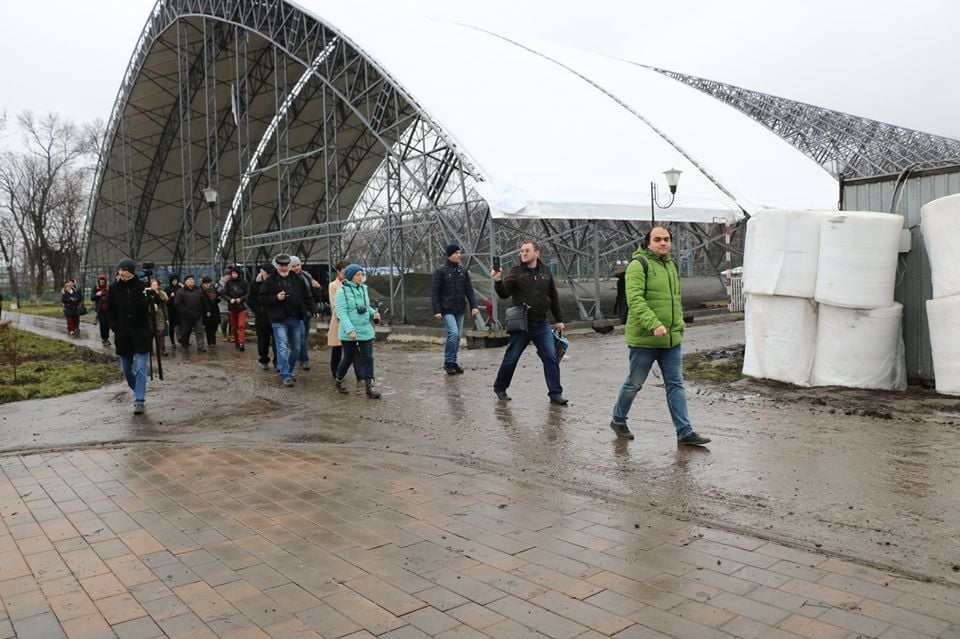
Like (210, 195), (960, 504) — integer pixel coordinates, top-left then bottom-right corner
(3, 310), (960, 588)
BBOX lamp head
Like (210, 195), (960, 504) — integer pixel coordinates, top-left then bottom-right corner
(663, 168), (682, 194)
(202, 187), (218, 205)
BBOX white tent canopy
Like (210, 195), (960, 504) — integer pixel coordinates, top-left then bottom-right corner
(301, 0), (839, 223)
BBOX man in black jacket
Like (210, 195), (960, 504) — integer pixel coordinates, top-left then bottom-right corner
(248, 264), (277, 370)
(108, 258), (155, 414)
(432, 243), (479, 375)
(174, 274), (207, 352)
(258, 254), (311, 386)
(491, 240), (567, 404)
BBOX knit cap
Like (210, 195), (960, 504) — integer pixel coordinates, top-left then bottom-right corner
(343, 264), (363, 281)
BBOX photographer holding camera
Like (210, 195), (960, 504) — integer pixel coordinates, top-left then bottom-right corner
(109, 258), (157, 415)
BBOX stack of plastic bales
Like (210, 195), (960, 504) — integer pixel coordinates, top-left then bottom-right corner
(921, 194), (960, 395)
(742, 209), (906, 390)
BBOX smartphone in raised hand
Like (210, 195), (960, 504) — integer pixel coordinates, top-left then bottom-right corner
(492, 256), (501, 271)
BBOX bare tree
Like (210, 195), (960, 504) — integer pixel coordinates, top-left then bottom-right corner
(0, 112), (96, 300)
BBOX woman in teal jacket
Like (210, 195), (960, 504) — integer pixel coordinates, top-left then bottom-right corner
(334, 264), (381, 398)
(609, 227), (710, 446)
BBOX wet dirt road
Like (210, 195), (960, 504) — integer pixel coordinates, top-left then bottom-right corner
(4, 311), (960, 587)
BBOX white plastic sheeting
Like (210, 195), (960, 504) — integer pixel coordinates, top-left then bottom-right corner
(743, 294), (818, 386)
(742, 210), (838, 298)
(927, 296), (960, 395)
(302, 0), (838, 222)
(813, 303), (906, 390)
(814, 212), (904, 309)
(921, 194), (960, 299)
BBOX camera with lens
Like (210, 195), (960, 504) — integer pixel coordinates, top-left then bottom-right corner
(356, 305), (367, 314)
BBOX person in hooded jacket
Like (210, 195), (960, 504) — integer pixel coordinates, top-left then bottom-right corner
(334, 264), (381, 398)
(108, 258), (155, 414)
(61, 280), (83, 336)
(609, 226), (711, 446)
(222, 267), (249, 351)
(91, 274), (111, 346)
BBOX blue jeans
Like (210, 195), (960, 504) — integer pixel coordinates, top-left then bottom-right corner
(442, 313), (465, 365)
(271, 318), (304, 381)
(338, 339), (374, 380)
(119, 352), (149, 404)
(612, 345), (693, 439)
(494, 319), (562, 397)
(299, 317), (311, 364)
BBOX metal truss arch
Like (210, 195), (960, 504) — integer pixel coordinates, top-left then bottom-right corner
(82, 0), (487, 281)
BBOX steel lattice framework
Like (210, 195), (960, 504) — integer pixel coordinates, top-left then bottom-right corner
(648, 66), (960, 179)
(81, 0), (960, 322)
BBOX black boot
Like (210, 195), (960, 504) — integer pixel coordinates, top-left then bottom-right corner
(365, 379), (381, 399)
(335, 378), (349, 394)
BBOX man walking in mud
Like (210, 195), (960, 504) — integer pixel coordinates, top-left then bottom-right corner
(609, 226), (710, 445)
(109, 258), (156, 415)
(491, 240), (567, 404)
(432, 243), (479, 374)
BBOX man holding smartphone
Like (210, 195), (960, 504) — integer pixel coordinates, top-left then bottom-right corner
(491, 240), (567, 404)
(432, 243), (480, 375)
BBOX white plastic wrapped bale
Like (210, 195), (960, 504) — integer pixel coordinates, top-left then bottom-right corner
(927, 296), (960, 395)
(921, 194), (960, 299)
(742, 209), (837, 298)
(814, 212), (903, 309)
(812, 303), (906, 390)
(742, 294), (817, 386)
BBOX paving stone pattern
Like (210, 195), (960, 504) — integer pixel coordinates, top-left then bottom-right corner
(0, 445), (958, 638)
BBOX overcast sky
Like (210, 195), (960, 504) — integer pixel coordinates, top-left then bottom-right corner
(2, 0), (958, 142)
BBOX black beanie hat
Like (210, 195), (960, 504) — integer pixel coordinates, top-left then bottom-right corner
(446, 243), (461, 257)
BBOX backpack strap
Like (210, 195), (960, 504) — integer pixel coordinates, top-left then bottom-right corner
(619, 255), (650, 323)
(632, 255), (649, 298)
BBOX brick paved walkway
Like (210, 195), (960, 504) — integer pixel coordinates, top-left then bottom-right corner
(1, 445), (958, 639)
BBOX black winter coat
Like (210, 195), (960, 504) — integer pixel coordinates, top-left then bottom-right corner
(164, 284), (181, 322)
(174, 285), (206, 321)
(201, 286), (221, 327)
(108, 277), (153, 356)
(61, 289), (83, 317)
(247, 279), (266, 319)
(431, 261), (478, 315)
(494, 262), (564, 323)
(222, 278), (249, 311)
(259, 272), (311, 323)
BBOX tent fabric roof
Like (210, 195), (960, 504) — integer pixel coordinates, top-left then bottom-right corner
(301, 0), (839, 223)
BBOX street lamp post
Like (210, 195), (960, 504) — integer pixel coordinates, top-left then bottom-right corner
(650, 168), (682, 224)
(203, 186), (218, 269)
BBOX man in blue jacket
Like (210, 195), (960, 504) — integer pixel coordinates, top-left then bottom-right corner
(432, 243), (479, 375)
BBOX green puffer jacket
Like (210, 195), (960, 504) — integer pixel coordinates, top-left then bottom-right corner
(624, 246), (684, 348)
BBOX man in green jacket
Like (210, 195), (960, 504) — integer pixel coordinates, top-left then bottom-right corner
(610, 226), (711, 445)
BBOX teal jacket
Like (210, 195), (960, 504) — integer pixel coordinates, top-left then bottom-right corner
(624, 246), (684, 348)
(335, 280), (376, 341)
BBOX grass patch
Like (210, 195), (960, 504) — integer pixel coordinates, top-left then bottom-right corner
(9, 302), (70, 318)
(683, 350), (745, 384)
(0, 325), (118, 404)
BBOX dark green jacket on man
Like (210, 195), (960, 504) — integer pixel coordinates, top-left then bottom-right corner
(624, 246), (684, 349)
